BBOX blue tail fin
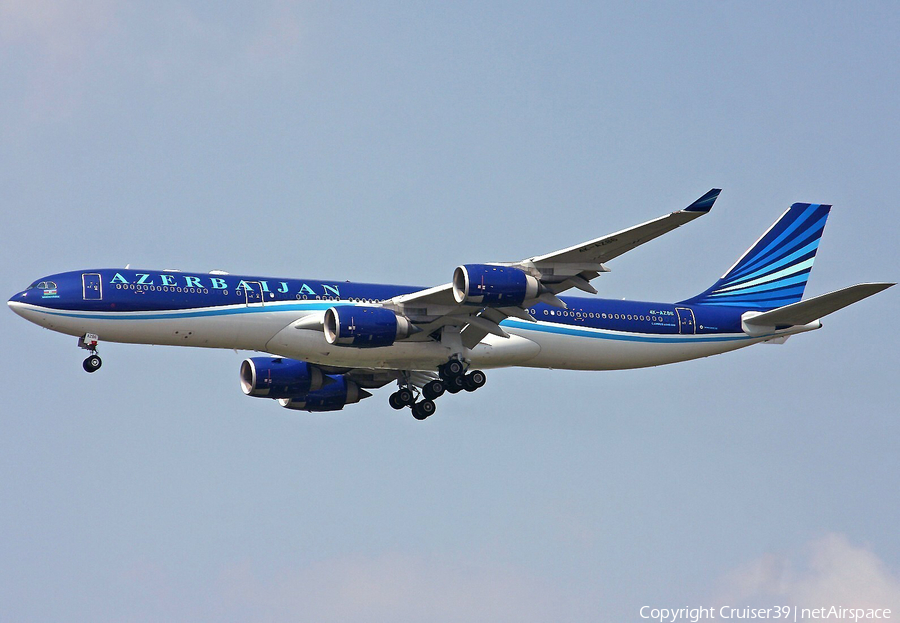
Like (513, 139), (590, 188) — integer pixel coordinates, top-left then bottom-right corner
(678, 202), (832, 311)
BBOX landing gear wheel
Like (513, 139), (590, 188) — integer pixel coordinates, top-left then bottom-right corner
(442, 360), (464, 378)
(423, 379), (445, 401)
(397, 387), (415, 406)
(463, 369), (486, 392)
(389, 392), (406, 410)
(445, 375), (465, 394)
(83, 355), (102, 373)
(411, 400), (436, 420)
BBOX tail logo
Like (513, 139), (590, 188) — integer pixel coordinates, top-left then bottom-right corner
(680, 203), (832, 311)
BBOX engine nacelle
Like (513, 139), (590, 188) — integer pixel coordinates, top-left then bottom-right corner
(278, 376), (369, 412)
(323, 305), (413, 348)
(240, 357), (325, 398)
(452, 264), (540, 306)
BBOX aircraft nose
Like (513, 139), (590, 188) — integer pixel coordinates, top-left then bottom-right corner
(8, 290), (27, 315)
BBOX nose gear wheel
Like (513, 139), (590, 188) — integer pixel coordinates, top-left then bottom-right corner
(82, 355), (102, 373)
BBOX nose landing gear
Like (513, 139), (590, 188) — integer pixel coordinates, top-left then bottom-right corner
(78, 333), (102, 373)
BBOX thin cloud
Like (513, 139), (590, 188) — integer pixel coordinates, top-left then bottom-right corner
(1, 2), (309, 127)
(714, 533), (900, 612)
(0, 0), (119, 124)
(217, 552), (568, 623)
(0, 0), (117, 54)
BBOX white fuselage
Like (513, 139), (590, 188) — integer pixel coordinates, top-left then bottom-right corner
(8, 299), (818, 372)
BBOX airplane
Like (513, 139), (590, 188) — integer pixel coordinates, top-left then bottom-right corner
(7, 190), (894, 420)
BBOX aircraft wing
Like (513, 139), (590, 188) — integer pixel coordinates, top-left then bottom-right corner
(525, 188), (721, 268)
(386, 189), (721, 348)
(391, 282), (457, 307)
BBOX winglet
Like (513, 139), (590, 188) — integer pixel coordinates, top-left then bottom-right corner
(683, 188), (721, 213)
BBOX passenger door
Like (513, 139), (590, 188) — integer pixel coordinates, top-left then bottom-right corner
(675, 307), (696, 334)
(82, 273), (102, 300)
(243, 281), (265, 307)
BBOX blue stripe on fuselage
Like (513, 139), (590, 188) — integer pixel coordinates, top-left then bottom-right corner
(17, 268), (748, 337)
(502, 319), (757, 343)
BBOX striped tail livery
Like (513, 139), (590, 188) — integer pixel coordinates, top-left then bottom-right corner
(680, 202), (831, 311)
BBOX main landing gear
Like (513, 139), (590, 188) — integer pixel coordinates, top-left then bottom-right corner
(388, 387), (436, 420)
(389, 359), (487, 420)
(78, 333), (102, 373)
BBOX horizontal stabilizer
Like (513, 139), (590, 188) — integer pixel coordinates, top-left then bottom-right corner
(742, 282), (894, 329)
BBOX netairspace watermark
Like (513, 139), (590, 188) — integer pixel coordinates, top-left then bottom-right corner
(639, 606), (893, 622)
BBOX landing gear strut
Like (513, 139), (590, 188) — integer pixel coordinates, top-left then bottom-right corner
(78, 333), (102, 373)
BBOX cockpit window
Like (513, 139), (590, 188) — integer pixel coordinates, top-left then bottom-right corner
(27, 280), (57, 290)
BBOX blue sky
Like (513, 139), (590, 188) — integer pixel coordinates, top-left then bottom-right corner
(2, 2), (898, 621)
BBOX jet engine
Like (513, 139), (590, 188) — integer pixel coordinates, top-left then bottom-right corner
(452, 264), (540, 306)
(324, 306), (414, 348)
(278, 375), (371, 412)
(240, 357), (325, 398)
